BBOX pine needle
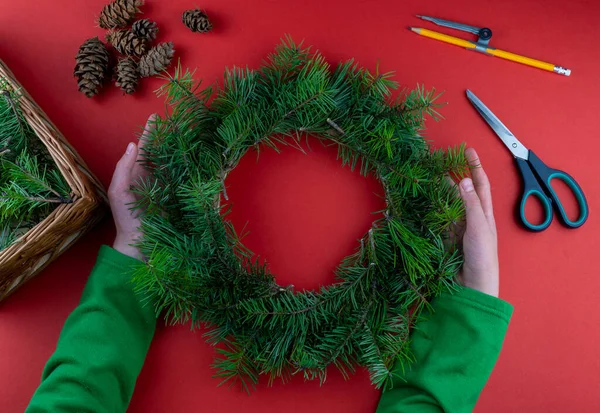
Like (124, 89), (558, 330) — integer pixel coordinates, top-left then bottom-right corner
(131, 37), (469, 391)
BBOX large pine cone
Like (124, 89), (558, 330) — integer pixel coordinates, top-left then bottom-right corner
(98, 0), (144, 29)
(182, 9), (213, 33)
(139, 42), (175, 77)
(132, 19), (159, 41)
(74, 37), (110, 98)
(115, 58), (139, 94)
(106, 29), (147, 56)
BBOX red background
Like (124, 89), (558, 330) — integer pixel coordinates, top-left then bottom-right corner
(1, 0), (600, 412)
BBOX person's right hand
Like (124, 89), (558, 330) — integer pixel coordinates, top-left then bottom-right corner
(457, 148), (499, 298)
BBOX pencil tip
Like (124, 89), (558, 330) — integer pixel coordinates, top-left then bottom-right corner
(409, 27), (420, 33)
(416, 15), (422, 18)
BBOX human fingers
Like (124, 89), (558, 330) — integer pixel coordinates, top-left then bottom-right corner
(442, 175), (464, 241)
(108, 142), (138, 201)
(458, 177), (488, 232)
(138, 113), (156, 152)
(465, 148), (494, 222)
(131, 114), (157, 179)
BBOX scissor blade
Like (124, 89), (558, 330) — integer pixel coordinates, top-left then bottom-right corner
(466, 90), (529, 160)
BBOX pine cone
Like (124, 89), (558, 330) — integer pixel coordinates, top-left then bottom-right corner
(182, 9), (213, 33)
(139, 42), (175, 77)
(73, 37), (110, 98)
(106, 29), (147, 56)
(115, 58), (139, 94)
(98, 0), (144, 29)
(132, 19), (159, 41)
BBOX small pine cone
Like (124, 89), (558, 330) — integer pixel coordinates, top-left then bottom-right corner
(106, 29), (147, 56)
(98, 0), (144, 29)
(182, 9), (213, 33)
(132, 19), (159, 41)
(139, 42), (175, 77)
(115, 58), (139, 94)
(74, 37), (110, 98)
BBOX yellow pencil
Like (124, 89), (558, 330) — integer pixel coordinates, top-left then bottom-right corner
(409, 27), (571, 76)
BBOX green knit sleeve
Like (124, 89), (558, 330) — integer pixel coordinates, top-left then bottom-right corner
(26, 246), (156, 413)
(376, 286), (513, 413)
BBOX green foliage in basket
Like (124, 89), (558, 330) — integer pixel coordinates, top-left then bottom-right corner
(0, 77), (71, 251)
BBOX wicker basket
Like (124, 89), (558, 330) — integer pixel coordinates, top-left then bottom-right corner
(0, 59), (107, 302)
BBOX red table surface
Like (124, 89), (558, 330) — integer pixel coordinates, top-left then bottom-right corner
(1, 0), (600, 412)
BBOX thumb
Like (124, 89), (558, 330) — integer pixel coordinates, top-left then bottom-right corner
(109, 142), (137, 197)
(459, 178), (486, 226)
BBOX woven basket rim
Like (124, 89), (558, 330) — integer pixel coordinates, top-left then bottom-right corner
(0, 58), (107, 300)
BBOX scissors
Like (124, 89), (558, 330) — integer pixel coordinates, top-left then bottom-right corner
(466, 90), (589, 232)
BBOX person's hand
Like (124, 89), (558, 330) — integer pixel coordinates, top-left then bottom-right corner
(108, 114), (155, 261)
(457, 148), (499, 298)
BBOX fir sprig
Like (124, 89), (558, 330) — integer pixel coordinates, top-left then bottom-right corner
(132, 36), (469, 392)
(0, 78), (71, 251)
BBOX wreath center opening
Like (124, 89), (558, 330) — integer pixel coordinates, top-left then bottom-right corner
(224, 136), (385, 291)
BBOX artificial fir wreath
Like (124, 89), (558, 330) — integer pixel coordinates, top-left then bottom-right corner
(132, 37), (469, 392)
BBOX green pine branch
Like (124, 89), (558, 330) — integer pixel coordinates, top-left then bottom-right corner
(0, 78), (71, 252)
(131, 36), (469, 391)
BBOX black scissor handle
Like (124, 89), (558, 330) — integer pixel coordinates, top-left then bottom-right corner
(519, 151), (589, 230)
(515, 156), (553, 231)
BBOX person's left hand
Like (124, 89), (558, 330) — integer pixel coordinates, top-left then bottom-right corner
(108, 114), (155, 260)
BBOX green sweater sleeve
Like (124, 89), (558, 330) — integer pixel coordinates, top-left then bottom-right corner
(26, 246), (156, 413)
(376, 286), (513, 413)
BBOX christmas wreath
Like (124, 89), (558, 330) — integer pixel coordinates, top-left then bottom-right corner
(132, 37), (469, 391)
